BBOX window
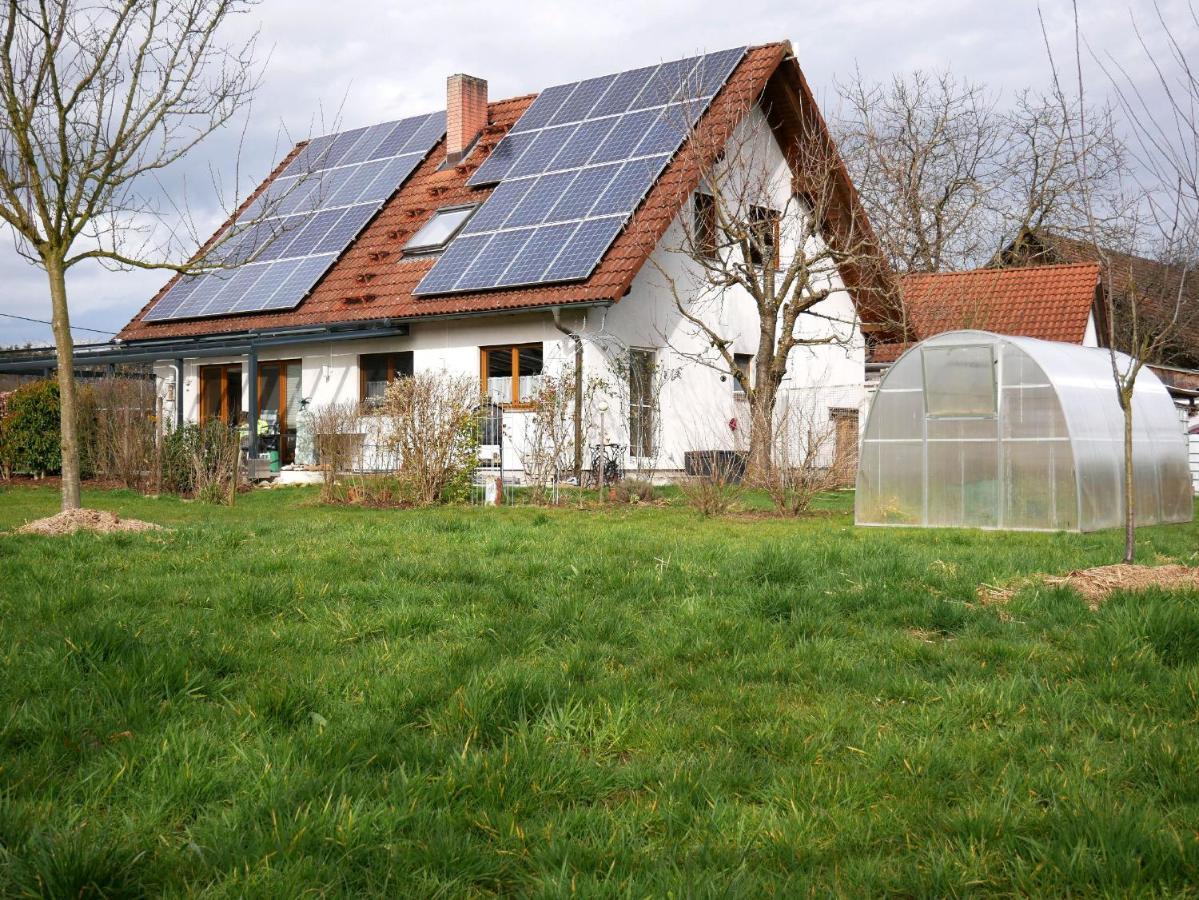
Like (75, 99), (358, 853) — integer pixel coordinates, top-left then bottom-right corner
(921, 345), (997, 417)
(629, 348), (656, 458)
(481, 344), (542, 406)
(732, 353), (753, 399)
(694, 193), (717, 258)
(749, 205), (780, 268)
(199, 363), (241, 425)
(403, 205), (476, 254)
(359, 351), (414, 404)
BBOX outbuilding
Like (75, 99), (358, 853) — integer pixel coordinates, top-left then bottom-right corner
(856, 330), (1193, 532)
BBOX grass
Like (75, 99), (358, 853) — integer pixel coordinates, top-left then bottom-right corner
(0, 483), (1197, 897)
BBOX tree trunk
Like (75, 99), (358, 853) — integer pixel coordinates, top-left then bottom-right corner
(746, 381), (777, 484)
(1121, 389), (1135, 564)
(45, 255), (82, 511)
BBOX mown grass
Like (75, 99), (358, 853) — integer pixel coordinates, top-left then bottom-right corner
(0, 483), (1197, 897)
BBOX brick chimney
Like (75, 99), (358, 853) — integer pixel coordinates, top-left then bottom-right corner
(446, 73), (487, 166)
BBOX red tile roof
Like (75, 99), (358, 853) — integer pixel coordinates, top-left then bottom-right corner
(120, 43), (834, 342)
(868, 263), (1101, 363)
(1000, 229), (1199, 369)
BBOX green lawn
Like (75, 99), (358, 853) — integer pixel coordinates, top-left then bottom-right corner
(1, 484), (1198, 897)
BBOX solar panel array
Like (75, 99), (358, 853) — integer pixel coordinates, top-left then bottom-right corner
(143, 111), (446, 322)
(413, 46), (746, 296)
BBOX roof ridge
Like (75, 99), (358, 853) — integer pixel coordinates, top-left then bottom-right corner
(902, 262), (1101, 280)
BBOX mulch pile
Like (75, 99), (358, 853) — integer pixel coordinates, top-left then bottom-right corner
(978, 563), (1199, 610)
(15, 508), (163, 536)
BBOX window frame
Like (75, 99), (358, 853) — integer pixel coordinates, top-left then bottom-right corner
(479, 343), (544, 409)
(748, 204), (781, 269)
(732, 352), (753, 399)
(359, 351), (414, 405)
(628, 347), (657, 459)
(402, 204), (478, 256)
(693, 192), (718, 259)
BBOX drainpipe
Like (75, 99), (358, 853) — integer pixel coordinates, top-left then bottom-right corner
(246, 346), (259, 459)
(552, 307), (584, 483)
(173, 359), (184, 429)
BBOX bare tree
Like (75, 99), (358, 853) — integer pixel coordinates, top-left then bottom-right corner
(0, 1), (261, 511)
(652, 98), (888, 481)
(1042, 1), (1199, 563)
(835, 67), (1127, 272)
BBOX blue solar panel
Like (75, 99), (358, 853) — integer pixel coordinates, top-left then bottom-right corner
(143, 110), (444, 321)
(418, 47), (746, 296)
(547, 163), (622, 221)
(589, 66), (657, 118)
(549, 117), (616, 171)
(547, 75), (616, 127)
(503, 171), (577, 229)
(228, 259), (301, 313)
(509, 83), (577, 134)
(589, 156), (668, 218)
(460, 180), (531, 235)
(453, 229), (534, 292)
(498, 222), (579, 287)
(542, 216), (625, 281)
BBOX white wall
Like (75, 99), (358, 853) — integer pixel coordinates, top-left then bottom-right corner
(153, 104), (866, 478)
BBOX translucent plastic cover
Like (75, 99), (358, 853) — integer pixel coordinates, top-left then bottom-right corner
(857, 330), (1193, 532)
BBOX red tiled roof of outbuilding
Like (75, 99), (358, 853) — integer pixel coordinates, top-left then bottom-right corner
(868, 262), (1102, 361)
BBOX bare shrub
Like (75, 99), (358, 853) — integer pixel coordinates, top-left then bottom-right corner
(516, 367), (585, 503)
(80, 378), (158, 488)
(310, 401), (363, 503)
(757, 400), (842, 516)
(613, 478), (657, 504)
(679, 452), (746, 516)
(377, 372), (479, 505)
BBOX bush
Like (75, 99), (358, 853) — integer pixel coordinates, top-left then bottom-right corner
(156, 421), (240, 502)
(0, 380), (61, 477)
(613, 478), (657, 504)
(78, 378), (158, 488)
(679, 453), (744, 516)
(376, 372), (479, 506)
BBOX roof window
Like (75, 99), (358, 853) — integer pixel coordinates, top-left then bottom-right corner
(403, 205), (476, 255)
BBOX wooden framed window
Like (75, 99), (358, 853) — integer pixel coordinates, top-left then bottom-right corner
(199, 363), (241, 425)
(628, 348), (656, 458)
(359, 351), (414, 404)
(694, 192), (718, 258)
(749, 205), (780, 269)
(732, 353), (753, 399)
(481, 344), (543, 407)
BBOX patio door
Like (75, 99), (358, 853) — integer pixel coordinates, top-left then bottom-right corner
(258, 360), (302, 464)
(199, 364), (242, 425)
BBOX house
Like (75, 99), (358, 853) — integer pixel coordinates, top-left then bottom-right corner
(46, 40), (889, 482)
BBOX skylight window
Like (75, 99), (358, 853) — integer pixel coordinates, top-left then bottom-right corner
(404, 205), (476, 254)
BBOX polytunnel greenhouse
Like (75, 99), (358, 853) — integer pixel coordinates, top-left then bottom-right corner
(856, 330), (1193, 532)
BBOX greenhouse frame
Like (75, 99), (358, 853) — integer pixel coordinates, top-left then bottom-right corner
(856, 330), (1193, 532)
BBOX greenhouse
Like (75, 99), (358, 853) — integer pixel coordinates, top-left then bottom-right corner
(857, 330), (1193, 532)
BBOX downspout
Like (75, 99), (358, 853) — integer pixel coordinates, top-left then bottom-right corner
(168, 359), (184, 429)
(552, 307), (584, 483)
(246, 346), (259, 459)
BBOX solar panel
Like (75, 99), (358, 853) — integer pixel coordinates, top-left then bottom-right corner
(143, 110), (445, 322)
(414, 46), (746, 297)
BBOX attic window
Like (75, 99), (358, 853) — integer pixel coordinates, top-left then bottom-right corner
(403, 205), (476, 255)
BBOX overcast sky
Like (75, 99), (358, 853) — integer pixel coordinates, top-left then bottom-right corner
(0, 0), (1192, 347)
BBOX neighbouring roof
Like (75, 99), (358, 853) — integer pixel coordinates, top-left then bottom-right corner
(869, 263), (1100, 363)
(119, 42), (894, 344)
(1000, 228), (1199, 368)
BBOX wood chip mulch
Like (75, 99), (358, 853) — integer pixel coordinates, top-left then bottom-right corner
(978, 563), (1199, 610)
(14, 508), (164, 536)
